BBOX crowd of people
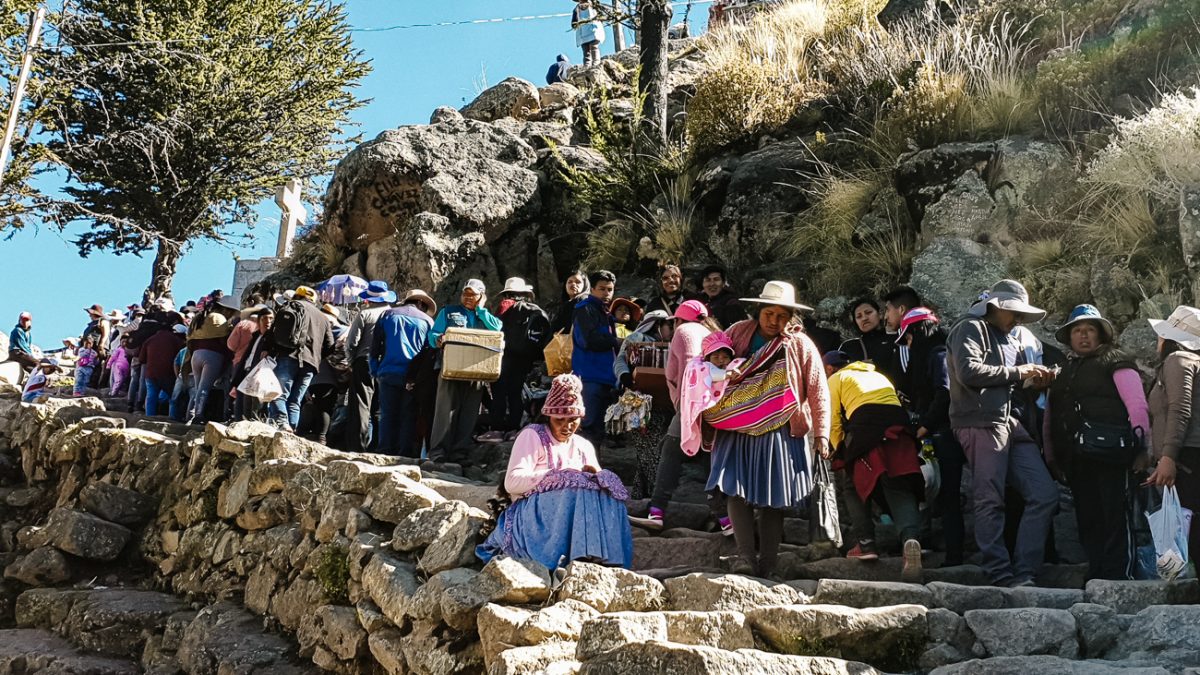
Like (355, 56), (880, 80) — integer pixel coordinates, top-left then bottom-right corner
(6, 265), (1199, 584)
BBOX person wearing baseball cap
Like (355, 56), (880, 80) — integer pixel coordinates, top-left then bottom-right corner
(947, 279), (1056, 587)
(426, 278), (503, 459)
(8, 311), (37, 371)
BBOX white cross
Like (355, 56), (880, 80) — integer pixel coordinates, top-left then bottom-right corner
(274, 178), (307, 258)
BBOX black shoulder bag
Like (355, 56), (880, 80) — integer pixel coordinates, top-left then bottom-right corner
(1066, 363), (1141, 466)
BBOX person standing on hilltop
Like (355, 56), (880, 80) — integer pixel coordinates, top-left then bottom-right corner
(572, 0), (605, 67)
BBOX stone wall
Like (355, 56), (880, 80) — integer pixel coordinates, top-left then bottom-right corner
(1, 389), (1199, 674)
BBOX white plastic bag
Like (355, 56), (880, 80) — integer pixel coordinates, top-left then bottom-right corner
(237, 358), (282, 403)
(1146, 486), (1192, 580)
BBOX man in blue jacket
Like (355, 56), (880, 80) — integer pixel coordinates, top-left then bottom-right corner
(427, 279), (503, 459)
(370, 295), (434, 458)
(572, 270), (620, 442)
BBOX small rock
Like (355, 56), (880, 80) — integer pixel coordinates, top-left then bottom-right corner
(1006, 586), (1084, 610)
(520, 599), (600, 644)
(297, 604), (367, 661)
(326, 460), (420, 494)
(314, 492), (363, 542)
(539, 82), (581, 109)
(391, 500), (470, 552)
(928, 655), (1168, 674)
(418, 509), (486, 575)
(576, 612), (667, 661)
(814, 579), (933, 608)
(478, 603), (535, 668)
(5, 487), (42, 508)
(355, 600), (387, 634)
(235, 493), (291, 531)
(362, 472), (444, 524)
(1069, 602), (1121, 657)
(461, 76), (540, 122)
(665, 572), (807, 612)
(557, 561), (665, 612)
(662, 610), (755, 650)
(963, 607), (1078, 658)
(3, 547), (70, 586)
(247, 459), (310, 496)
(42, 508), (130, 561)
(406, 568), (484, 630)
(928, 581), (1009, 614)
(361, 550), (419, 625)
(578, 641), (882, 674)
(1084, 578), (1200, 614)
(215, 461), (252, 519)
(480, 556), (552, 604)
(1107, 604), (1200, 662)
(495, 641), (578, 675)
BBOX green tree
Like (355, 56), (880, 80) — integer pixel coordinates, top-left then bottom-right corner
(0, 1), (52, 229)
(44, 0), (370, 303)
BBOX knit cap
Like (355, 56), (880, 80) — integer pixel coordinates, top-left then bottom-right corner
(542, 373), (586, 419)
(701, 331), (734, 359)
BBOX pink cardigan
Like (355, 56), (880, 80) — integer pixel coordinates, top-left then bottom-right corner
(226, 319), (257, 368)
(504, 426), (600, 498)
(725, 319), (831, 444)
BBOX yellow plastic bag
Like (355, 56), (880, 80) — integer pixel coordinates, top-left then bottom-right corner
(544, 332), (573, 377)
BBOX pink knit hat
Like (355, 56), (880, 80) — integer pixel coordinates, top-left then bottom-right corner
(701, 331), (734, 358)
(674, 299), (709, 323)
(542, 374), (586, 419)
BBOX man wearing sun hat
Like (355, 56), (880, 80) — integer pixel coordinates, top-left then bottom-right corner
(343, 281), (397, 452)
(947, 279), (1058, 587)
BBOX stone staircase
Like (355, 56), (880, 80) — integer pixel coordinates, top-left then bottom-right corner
(0, 390), (1197, 674)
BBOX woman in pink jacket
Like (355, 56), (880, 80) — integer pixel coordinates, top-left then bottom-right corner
(477, 374), (634, 570)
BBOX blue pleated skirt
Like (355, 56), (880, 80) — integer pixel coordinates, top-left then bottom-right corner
(706, 427), (812, 509)
(476, 487), (634, 570)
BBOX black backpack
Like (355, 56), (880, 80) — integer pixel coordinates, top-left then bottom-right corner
(272, 301), (309, 352)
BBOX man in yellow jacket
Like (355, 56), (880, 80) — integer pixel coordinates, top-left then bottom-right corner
(824, 351), (924, 581)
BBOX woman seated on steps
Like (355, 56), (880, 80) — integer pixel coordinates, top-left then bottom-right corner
(477, 374), (634, 570)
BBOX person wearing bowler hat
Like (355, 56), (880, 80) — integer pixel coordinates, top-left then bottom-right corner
(947, 279), (1057, 587)
(427, 279), (503, 459)
(1043, 304), (1150, 580)
(480, 278), (551, 443)
(343, 281), (397, 452)
(704, 281), (831, 577)
(1145, 305), (1200, 563)
(476, 373), (634, 570)
(609, 297), (644, 340)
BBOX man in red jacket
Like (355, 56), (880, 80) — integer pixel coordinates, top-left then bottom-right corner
(139, 324), (186, 416)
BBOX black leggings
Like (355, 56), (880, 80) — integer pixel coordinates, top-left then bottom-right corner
(726, 496), (786, 577)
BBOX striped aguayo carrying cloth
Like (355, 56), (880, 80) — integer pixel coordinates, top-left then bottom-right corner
(702, 337), (797, 436)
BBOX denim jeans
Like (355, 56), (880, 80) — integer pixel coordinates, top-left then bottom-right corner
(580, 381), (614, 442)
(170, 375), (190, 421)
(956, 419), (1058, 584)
(126, 361), (143, 408)
(188, 349), (227, 423)
(270, 356), (316, 430)
(377, 378), (418, 458)
(144, 377), (173, 416)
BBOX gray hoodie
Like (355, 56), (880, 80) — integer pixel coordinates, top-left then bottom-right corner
(946, 317), (1024, 428)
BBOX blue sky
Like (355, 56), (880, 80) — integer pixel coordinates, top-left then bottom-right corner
(4, 1), (708, 348)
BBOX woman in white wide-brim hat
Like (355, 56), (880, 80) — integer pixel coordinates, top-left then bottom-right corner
(703, 280), (831, 578)
(1145, 305), (1200, 565)
(479, 278), (551, 443)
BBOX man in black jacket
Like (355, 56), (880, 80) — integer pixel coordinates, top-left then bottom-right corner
(268, 286), (335, 431)
(481, 278), (551, 441)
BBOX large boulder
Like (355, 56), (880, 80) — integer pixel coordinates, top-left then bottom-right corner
(929, 656), (1168, 674)
(557, 561), (665, 612)
(461, 77), (541, 122)
(579, 641), (881, 674)
(321, 117), (540, 255)
(77, 482), (155, 526)
(1083, 578), (1200, 614)
(1107, 604), (1200, 664)
(908, 237), (1008, 319)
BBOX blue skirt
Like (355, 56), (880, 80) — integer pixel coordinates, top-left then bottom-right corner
(476, 487), (634, 570)
(706, 427), (812, 509)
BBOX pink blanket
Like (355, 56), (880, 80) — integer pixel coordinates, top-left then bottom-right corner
(680, 357), (745, 456)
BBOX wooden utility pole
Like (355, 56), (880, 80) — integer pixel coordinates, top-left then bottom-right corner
(0, 7), (45, 189)
(612, 0), (627, 50)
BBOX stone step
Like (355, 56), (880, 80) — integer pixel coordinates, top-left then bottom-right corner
(0, 628), (139, 674)
(15, 588), (191, 659)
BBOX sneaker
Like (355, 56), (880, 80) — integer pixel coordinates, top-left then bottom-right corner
(846, 541), (879, 561)
(727, 555), (756, 575)
(901, 539), (923, 583)
(718, 516), (735, 537)
(628, 507), (664, 531)
(1005, 578), (1036, 588)
(475, 431), (506, 444)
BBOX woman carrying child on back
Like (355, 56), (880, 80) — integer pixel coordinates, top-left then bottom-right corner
(679, 332), (745, 456)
